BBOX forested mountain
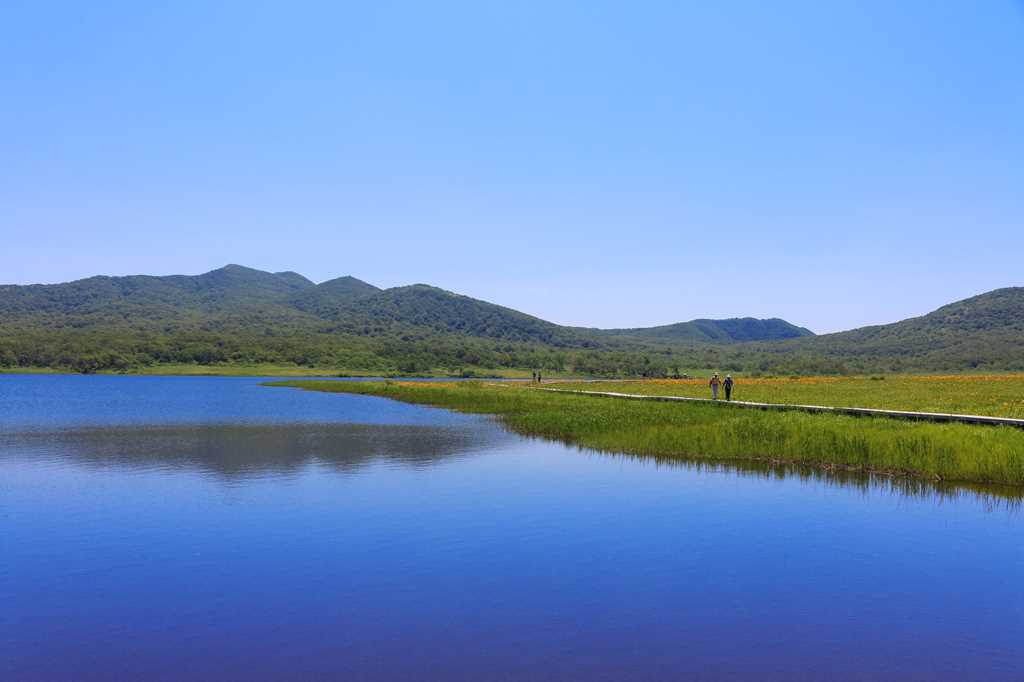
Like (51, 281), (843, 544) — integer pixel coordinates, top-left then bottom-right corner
(0, 266), (1021, 374)
(605, 318), (813, 343)
(0, 265), (317, 323)
(306, 284), (599, 346)
(767, 287), (1024, 371)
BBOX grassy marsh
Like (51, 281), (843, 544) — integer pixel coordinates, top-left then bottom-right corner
(268, 380), (1024, 488)
(549, 375), (1024, 418)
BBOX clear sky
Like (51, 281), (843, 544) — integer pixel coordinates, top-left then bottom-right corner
(2, 1), (1021, 333)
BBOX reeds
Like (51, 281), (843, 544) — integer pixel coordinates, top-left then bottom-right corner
(268, 380), (1024, 487)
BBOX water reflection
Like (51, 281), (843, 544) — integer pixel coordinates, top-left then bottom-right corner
(0, 422), (508, 480)
(5, 419), (1020, 506)
(572, 447), (1024, 508)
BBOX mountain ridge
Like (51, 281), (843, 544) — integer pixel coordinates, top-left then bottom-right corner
(0, 265), (806, 344)
(604, 317), (814, 343)
(1, 265), (1021, 374)
(770, 286), (1024, 371)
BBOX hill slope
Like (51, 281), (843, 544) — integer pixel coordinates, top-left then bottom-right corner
(774, 287), (1024, 371)
(0, 264), (317, 322)
(606, 317), (813, 343)
(1, 266), (1020, 374)
(320, 284), (602, 347)
(0, 266), (619, 372)
(0, 265), (799, 347)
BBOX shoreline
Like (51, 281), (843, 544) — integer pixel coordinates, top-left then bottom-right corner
(267, 379), (1024, 490)
(0, 366), (547, 379)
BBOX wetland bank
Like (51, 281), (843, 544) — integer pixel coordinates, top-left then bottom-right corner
(270, 378), (1024, 489)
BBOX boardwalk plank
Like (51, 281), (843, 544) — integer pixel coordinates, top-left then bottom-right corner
(532, 387), (1024, 429)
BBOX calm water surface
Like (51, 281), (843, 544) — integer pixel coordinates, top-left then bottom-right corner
(1, 375), (1021, 681)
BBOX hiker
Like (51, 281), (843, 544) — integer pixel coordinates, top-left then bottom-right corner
(724, 374), (734, 401)
(532, 370), (537, 383)
(537, 372), (542, 383)
(709, 373), (721, 400)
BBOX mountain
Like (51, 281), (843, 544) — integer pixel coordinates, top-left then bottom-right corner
(0, 265), (794, 347)
(319, 284), (599, 347)
(0, 264), (310, 316)
(1, 265), (1019, 374)
(774, 287), (1024, 371)
(0, 266), (610, 372)
(272, 271), (317, 289)
(606, 317), (813, 343)
(312, 276), (380, 299)
(291, 276), (382, 319)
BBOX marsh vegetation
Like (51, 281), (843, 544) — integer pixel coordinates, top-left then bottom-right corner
(269, 379), (1024, 488)
(549, 374), (1024, 419)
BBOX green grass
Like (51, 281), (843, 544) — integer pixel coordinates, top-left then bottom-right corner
(0, 366), (65, 374)
(123, 363), (353, 377)
(0, 363), (582, 379)
(267, 380), (1024, 488)
(548, 374), (1024, 418)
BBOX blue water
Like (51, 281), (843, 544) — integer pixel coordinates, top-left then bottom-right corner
(0, 375), (480, 429)
(1, 375), (1021, 681)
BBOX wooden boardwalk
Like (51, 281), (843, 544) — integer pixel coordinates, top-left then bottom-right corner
(531, 387), (1024, 429)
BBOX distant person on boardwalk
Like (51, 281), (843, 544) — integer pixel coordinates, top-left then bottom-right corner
(532, 370), (537, 383)
(709, 373), (721, 400)
(537, 372), (542, 383)
(724, 375), (734, 401)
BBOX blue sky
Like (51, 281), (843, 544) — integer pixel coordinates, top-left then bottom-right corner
(2, 1), (1021, 333)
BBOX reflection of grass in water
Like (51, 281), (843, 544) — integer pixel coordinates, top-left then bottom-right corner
(591, 450), (1023, 509)
(269, 380), (1024, 489)
(548, 374), (1024, 418)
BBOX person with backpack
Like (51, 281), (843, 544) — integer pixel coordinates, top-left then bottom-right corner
(723, 375), (734, 401)
(709, 373), (721, 400)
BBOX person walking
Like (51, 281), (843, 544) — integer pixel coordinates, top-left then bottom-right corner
(723, 374), (734, 401)
(709, 373), (721, 400)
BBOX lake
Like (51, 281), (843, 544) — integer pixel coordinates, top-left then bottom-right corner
(1, 375), (1021, 681)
